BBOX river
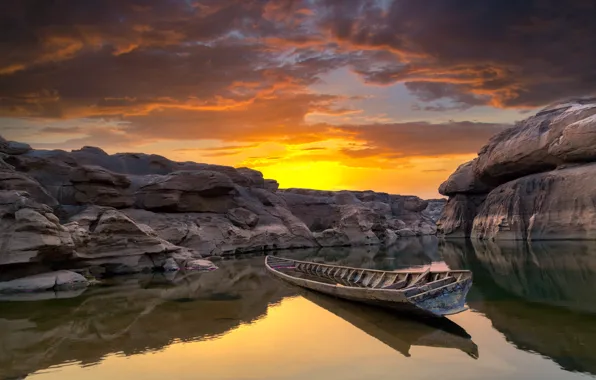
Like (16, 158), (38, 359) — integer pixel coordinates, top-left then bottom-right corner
(1, 237), (595, 380)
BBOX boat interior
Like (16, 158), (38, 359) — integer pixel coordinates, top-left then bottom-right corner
(266, 256), (472, 297)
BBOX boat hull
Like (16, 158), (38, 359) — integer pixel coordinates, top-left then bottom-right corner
(265, 258), (472, 318)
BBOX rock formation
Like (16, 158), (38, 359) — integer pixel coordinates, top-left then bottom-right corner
(0, 137), (440, 290)
(438, 99), (596, 240)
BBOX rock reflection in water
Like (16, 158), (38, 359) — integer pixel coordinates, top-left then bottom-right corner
(300, 290), (478, 359)
(440, 239), (596, 376)
(281, 236), (441, 270)
(0, 257), (295, 380)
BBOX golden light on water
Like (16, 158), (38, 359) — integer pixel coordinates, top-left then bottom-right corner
(30, 296), (575, 380)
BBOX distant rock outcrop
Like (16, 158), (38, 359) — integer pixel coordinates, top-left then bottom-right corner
(438, 99), (596, 240)
(0, 136), (441, 287)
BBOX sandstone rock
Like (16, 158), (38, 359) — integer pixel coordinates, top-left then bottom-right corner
(64, 206), (199, 274)
(227, 207), (259, 228)
(280, 188), (437, 244)
(236, 167), (265, 188)
(0, 191), (74, 265)
(184, 259), (218, 271)
(334, 191), (361, 205)
(396, 228), (416, 237)
(135, 170), (236, 212)
(163, 258), (180, 272)
(0, 270), (88, 293)
(70, 165), (133, 208)
(548, 113), (596, 162)
(422, 199), (447, 223)
(0, 153), (14, 170)
(279, 190), (338, 232)
(438, 159), (492, 196)
(475, 101), (596, 185)
(5, 151), (78, 205)
(438, 99), (596, 240)
(122, 188), (318, 256)
(472, 164), (596, 240)
(70, 165), (130, 187)
(0, 168), (58, 207)
(0, 137), (31, 155)
(437, 194), (486, 238)
(264, 179), (279, 192)
(69, 207), (182, 259)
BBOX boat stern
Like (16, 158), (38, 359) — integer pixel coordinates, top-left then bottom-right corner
(407, 278), (473, 317)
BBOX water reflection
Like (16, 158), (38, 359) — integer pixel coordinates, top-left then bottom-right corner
(441, 239), (596, 376)
(300, 290), (478, 359)
(0, 257), (293, 380)
(281, 235), (441, 270)
(0, 238), (595, 379)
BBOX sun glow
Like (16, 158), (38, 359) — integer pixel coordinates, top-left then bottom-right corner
(258, 161), (346, 190)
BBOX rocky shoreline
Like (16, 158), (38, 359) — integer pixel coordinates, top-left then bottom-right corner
(438, 99), (596, 241)
(0, 136), (441, 293)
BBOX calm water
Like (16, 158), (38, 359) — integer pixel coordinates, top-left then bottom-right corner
(2, 238), (596, 380)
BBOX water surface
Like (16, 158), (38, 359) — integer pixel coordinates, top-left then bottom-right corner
(1, 238), (596, 380)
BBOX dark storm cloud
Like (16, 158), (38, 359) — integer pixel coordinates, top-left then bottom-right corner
(319, 0), (596, 108)
(0, 0), (594, 148)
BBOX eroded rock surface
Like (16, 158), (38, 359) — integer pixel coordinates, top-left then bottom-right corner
(0, 191), (74, 266)
(279, 189), (438, 247)
(0, 134), (440, 284)
(437, 99), (596, 240)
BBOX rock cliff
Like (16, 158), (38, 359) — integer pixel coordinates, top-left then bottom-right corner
(438, 99), (596, 240)
(0, 138), (440, 288)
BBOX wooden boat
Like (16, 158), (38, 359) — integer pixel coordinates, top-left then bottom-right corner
(265, 256), (473, 317)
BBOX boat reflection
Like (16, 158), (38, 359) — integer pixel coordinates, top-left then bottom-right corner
(300, 289), (479, 359)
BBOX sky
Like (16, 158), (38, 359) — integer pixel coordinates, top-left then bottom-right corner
(1, 0), (595, 198)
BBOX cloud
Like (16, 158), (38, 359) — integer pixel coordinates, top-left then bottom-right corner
(422, 169), (448, 173)
(0, 0), (592, 168)
(1, 0), (594, 124)
(174, 143), (260, 152)
(320, 0), (596, 107)
(40, 126), (83, 134)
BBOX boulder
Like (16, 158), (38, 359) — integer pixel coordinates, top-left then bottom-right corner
(264, 179), (279, 192)
(474, 101), (596, 185)
(438, 159), (492, 196)
(65, 206), (200, 274)
(236, 167), (265, 188)
(0, 191), (74, 265)
(0, 137), (31, 155)
(70, 165), (133, 208)
(548, 113), (596, 162)
(227, 207), (259, 228)
(0, 168), (58, 207)
(5, 151), (78, 204)
(0, 270), (88, 293)
(438, 99), (596, 241)
(135, 170), (236, 212)
(184, 259), (218, 271)
(472, 164), (596, 240)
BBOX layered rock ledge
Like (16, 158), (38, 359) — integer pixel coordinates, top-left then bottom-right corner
(437, 99), (596, 241)
(0, 136), (441, 290)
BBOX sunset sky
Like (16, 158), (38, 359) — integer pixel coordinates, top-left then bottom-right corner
(1, 0), (595, 198)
